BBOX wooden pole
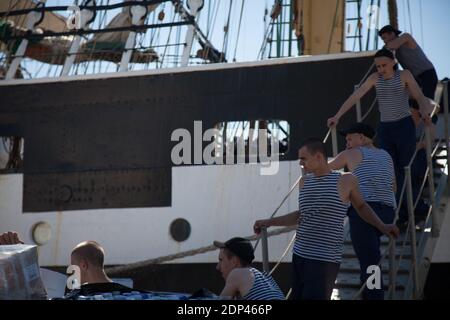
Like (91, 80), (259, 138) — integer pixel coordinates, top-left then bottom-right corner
(388, 0), (399, 29)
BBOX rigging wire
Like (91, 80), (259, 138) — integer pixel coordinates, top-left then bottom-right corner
(221, 0), (233, 61)
(258, 0), (272, 59)
(402, 0), (407, 33)
(206, 0), (220, 41)
(374, 0), (381, 49)
(406, 0), (413, 35)
(205, 0), (212, 39)
(159, 3), (176, 68)
(84, 0), (108, 75)
(17, 0), (30, 34)
(174, 11), (182, 67)
(365, 0), (374, 51)
(95, 0), (110, 73)
(419, 0), (424, 49)
(232, 0), (245, 62)
(257, 16), (275, 60)
(149, 5), (162, 48)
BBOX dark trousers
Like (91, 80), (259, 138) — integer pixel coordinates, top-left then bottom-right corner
(291, 254), (340, 300)
(348, 202), (395, 300)
(416, 68), (439, 100)
(377, 116), (416, 222)
(411, 149), (429, 220)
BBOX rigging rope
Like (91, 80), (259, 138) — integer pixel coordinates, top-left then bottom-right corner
(232, 0), (245, 62)
(106, 226), (296, 274)
(221, 0), (233, 61)
(406, 0), (413, 35)
(159, 5), (176, 68)
(419, 0), (424, 49)
(206, 0), (220, 40)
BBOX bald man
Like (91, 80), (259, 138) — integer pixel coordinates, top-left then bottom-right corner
(66, 241), (133, 297)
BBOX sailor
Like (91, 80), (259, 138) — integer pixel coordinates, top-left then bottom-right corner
(327, 49), (434, 230)
(214, 237), (285, 300)
(378, 25), (438, 101)
(253, 138), (399, 300)
(328, 123), (396, 299)
(67, 241), (133, 297)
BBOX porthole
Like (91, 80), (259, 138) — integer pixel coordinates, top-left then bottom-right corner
(170, 218), (191, 242)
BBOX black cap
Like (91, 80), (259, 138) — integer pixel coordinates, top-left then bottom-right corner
(214, 237), (255, 264)
(378, 25), (402, 37)
(340, 123), (375, 140)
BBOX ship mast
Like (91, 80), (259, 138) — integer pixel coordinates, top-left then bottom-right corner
(264, 0), (345, 59)
(387, 0), (398, 29)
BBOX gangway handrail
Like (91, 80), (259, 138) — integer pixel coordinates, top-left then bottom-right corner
(403, 162), (448, 299)
(389, 134), (445, 299)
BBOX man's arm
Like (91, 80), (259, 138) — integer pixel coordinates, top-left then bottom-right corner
(329, 150), (349, 171)
(385, 33), (416, 50)
(220, 269), (246, 299)
(344, 174), (399, 237)
(254, 211), (300, 234)
(327, 73), (377, 127)
(402, 70), (434, 120)
(254, 177), (304, 234)
(329, 148), (361, 171)
(0, 231), (24, 245)
(386, 155), (397, 194)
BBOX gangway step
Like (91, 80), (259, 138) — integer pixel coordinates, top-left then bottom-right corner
(334, 273), (409, 290)
(343, 244), (413, 257)
(339, 258), (410, 274)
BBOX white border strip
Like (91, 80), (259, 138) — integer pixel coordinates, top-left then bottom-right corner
(0, 51), (376, 86)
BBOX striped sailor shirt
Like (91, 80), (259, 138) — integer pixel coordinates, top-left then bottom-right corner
(294, 171), (349, 264)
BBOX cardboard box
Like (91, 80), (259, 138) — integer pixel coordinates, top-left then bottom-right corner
(0, 244), (47, 300)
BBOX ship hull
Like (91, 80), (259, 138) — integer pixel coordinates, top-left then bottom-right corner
(0, 52), (377, 260)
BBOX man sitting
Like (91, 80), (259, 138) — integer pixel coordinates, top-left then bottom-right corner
(67, 241), (133, 297)
(214, 237), (285, 300)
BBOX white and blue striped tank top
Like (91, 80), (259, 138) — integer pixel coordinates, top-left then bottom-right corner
(294, 171), (349, 264)
(243, 268), (285, 300)
(375, 70), (411, 123)
(353, 147), (396, 208)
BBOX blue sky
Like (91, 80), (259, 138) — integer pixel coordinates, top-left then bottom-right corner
(407, 0), (450, 79)
(21, 1), (450, 78)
